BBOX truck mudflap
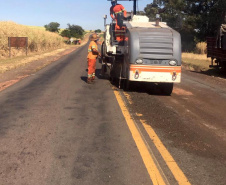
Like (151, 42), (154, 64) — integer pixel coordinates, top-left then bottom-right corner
(129, 65), (181, 83)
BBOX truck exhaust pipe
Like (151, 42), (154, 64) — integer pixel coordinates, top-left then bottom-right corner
(156, 14), (160, 26)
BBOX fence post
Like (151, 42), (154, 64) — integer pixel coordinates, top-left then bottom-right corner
(26, 37), (28, 56)
(8, 37), (11, 58)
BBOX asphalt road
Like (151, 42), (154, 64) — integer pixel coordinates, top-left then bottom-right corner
(0, 43), (226, 185)
(123, 70), (226, 185)
(0, 45), (151, 185)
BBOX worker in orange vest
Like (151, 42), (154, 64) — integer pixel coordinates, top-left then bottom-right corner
(110, 0), (127, 42)
(87, 33), (101, 84)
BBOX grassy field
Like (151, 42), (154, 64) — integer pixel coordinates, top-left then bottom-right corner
(0, 21), (65, 59)
(0, 30), (91, 74)
(27, 25), (65, 34)
(26, 25), (46, 30)
(182, 53), (211, 72)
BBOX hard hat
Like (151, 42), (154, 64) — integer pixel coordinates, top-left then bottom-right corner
(90, 33), (98, 41)
(111, 0), (117, 6)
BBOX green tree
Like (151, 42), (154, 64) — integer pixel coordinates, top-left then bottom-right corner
(67, 24), (84, 39)
(60, 24), (85, 39)
(44, 22), (60, 33)
(144, 0), (226, 51)
(195, 0), (226, 40)
(61, 29), (71, 38)
(144, 1), (196, 51)
(95, 29), (102, 33)
(136, 11), (146, 15)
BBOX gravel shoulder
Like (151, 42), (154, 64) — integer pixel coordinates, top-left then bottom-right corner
(0, 47), (78, 92)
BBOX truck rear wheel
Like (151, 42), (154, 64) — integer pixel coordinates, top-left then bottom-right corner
(101, 41), (105, 59)
(159, 83), (174, 96)
(123, 80), (130, 91)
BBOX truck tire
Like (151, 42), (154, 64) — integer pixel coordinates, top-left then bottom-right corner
(101, 42), (106, 60)
(123, 80), (130, 91)
(159, 83), (174, 96)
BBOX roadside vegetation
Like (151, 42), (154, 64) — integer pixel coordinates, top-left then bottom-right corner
(0, 21), (88, 59)
(0, 48), (67, 74)
(0, 21), (65, 59)
(0, 21), (90, 74)
(95, 29), (102, 33)
(60, 24), (85, 40)
(143, 0), (226, 72)
(182, 53), (210, 72)
(44, 22), (60, 33)
(182, 42), (210, 72)
(144, 0), (225, 51)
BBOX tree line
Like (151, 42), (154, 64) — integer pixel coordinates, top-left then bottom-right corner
(44, 22), (102, 40)
(44, 22), (85, 39)
(144, 0), (226, 51)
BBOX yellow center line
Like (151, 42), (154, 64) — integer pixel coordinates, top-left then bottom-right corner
(114, 90), (166, 185)
(140, 119), (191, 185)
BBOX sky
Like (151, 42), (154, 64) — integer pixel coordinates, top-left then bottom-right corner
(0, 0), (153, 30)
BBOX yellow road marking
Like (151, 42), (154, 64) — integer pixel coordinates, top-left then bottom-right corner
(136, 113), (143, 117)
(114, 90), (166, 185)
(123, 92), (133, 104)
(140, 119), (191, 185)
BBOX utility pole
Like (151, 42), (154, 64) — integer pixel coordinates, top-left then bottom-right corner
(133, 0), (137, 15)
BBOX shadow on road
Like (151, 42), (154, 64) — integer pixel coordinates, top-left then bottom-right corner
(126, 82), (167, 96)
(80, 68), (107, 83)
(81, 67), (171, 96)
(110, 79), (169, 96)
(189, 68), (226, 79)
(80, 76), (87, 83)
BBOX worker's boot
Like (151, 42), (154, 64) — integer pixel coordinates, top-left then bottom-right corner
(91, 73), (95, 83)
(87, 77), (92, 84)
(91, 76), (95, 83)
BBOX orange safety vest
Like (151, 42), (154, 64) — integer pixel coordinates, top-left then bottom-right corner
(87, 41), (98, 59)
(110, 4), (126, 19)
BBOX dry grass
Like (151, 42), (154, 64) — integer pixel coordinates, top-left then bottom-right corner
(0, 21), (65, 59)
(195, 42), (207, 54)
(27, 25), (65, 34)
(182, 53), (211, 71)
(0, 33), (91, 74)
(26, 25), (46, 30)
(182, 53), (210, 60)
(0, 47), (69, 73)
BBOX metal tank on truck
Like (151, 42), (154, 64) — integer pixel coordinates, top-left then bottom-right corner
(101, 0), (182, 95)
